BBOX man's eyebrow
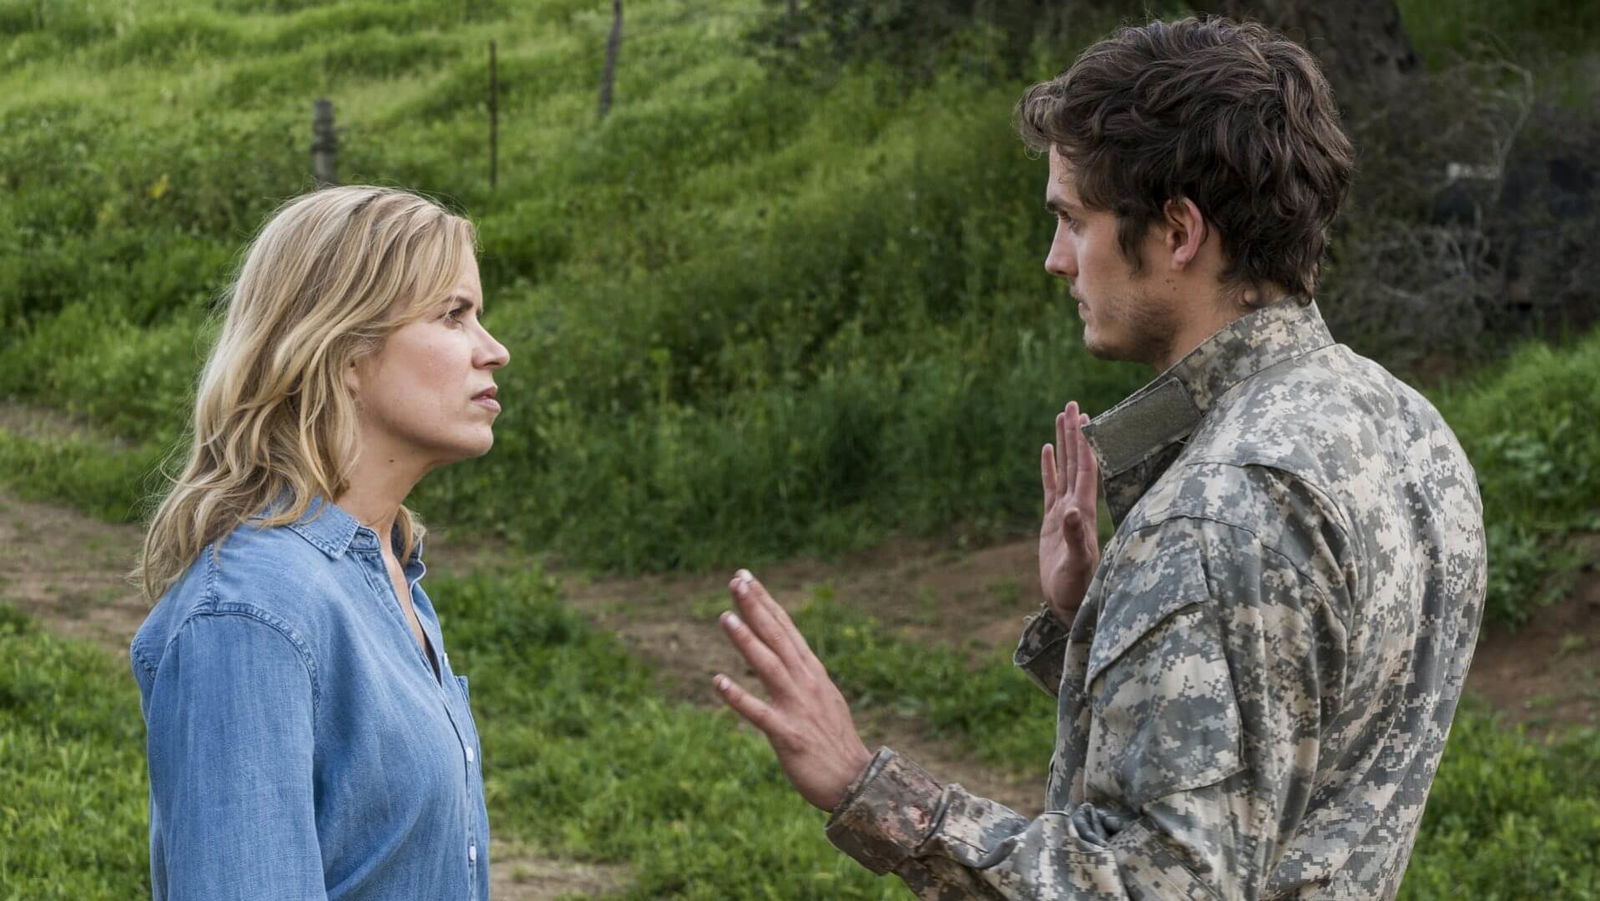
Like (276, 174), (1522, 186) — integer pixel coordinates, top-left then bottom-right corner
(1045, 196), (1078, 215)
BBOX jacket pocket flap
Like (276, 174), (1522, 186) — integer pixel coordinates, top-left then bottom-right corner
(1086, 523), (1212, 687)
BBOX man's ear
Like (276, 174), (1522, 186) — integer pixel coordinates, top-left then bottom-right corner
(1163, 196), (1208, 271)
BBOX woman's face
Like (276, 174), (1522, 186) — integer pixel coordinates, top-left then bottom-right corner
(349, 254), (510, 474)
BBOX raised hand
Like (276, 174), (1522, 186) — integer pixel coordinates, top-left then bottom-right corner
(713, 570), (873, 812)
(1039, 401), (1101, 626)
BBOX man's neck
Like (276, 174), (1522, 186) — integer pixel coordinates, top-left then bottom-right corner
(1151, 284), (1288, 371)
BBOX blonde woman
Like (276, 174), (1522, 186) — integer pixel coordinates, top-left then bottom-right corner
(132, 186), (508, 900)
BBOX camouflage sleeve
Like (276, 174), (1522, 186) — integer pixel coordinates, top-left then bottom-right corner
(824, 744), (1235, 899)
(826, 514), (1345, 900)
(1013, 606), (1070, 696)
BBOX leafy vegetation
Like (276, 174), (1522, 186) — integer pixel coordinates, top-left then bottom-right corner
(0, 0), (1146, 573)
(1430, 331), (1600, 626)
(1, 0), (1595, 622)
(2, 0), (1596, 898)
(1401, 699), (1600, 899)
(0, 575), (900, 899)
(5, 571), (1599, 898)
(0, 607), (149, 899)
(797, 588), (1055, 771)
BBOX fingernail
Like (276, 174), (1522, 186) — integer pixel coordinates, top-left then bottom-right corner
(722, 611), (743, 630)
(736, 568), (753, 582)
(713, 675), (728, 691)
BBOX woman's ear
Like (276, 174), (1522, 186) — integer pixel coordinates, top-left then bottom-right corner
(1163, 196), (1208, 271)
(344, 358), (362, 396)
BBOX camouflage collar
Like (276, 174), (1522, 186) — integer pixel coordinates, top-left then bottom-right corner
(1083, 299), (1334, 479)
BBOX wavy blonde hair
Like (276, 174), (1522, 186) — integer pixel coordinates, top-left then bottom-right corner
(138, 186), (477, 601)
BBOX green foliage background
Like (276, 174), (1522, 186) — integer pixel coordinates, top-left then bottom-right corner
(1, 0), (1595, 622)
(1, 0), (1597, 896)
(5, 576), (1599, 897)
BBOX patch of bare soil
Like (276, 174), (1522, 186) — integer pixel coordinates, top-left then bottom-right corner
(6, 454), (1598, 888)
(550, 533), (1049, 815)
(0, 491), (148, 655)
(1466, 535), (1600, 736)
(490, 841), (631, 900)
(0, 488), (633, 896)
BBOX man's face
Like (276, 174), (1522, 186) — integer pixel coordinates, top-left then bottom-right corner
(1044, 148), (1178, 367)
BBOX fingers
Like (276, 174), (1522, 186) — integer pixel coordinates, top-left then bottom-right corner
(730, 570), (820, 680)
(720, 610), (790, 698)
(1041, 443), (1058, 510)
(1064, 402), (1085, 492)
(1072, 411), (1098, 509)
(712, 673), (784, 738)
(1056, 409), (1068, 492)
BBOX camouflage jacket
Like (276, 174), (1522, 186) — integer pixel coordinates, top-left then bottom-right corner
(824, 300), (1487, 899)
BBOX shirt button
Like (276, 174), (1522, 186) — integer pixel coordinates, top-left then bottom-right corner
(469, 844), (477, 863)
(465, 746), (476, 763)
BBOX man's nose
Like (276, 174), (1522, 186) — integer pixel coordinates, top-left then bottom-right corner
(1044, 227), (1077, 280)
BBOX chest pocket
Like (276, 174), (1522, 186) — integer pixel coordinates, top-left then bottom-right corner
(1083, 524), (1245, 809)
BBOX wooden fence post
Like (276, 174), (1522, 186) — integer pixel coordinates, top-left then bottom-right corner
(597, 0), (623, 119)
(312, 99), (337, 187)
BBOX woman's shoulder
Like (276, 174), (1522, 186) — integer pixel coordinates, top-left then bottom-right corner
(131, 519), (344, 678)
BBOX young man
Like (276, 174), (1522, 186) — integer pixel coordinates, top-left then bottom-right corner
(714, 17), (1486, 899)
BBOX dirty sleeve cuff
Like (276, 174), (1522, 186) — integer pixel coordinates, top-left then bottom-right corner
(824, 748), (945, 875)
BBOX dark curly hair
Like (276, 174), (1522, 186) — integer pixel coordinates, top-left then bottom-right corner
(1016, 17), (1355, 301)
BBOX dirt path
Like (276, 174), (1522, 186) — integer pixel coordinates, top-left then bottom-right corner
(5, 486), (1597, 896)
(0, 489), (632, 900)
(1467, 535), (1600, 732)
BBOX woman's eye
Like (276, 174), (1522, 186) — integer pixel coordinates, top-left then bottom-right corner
(444, 305), (466, 324)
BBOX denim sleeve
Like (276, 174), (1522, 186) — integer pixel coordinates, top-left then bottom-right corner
(145, 611), (326, 901)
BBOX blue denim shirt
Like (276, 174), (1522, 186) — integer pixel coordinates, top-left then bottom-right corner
(131, 499), (490, 900)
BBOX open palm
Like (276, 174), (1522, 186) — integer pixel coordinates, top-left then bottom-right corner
(1039, 400), (1101, 625)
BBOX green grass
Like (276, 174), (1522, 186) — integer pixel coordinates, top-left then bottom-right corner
(1400, 699), (1600, 899)
(0, 0), (1150, 575)
(6, 572), (1600, 897)
(1398, 0), (1600, 67)
(1429, 330), (1600, 626)
(2, 0), (1595, 628)
(0, 574), (906, 898)
(441, 568), (901, 898)
(0, 606), (149, 899)
(796, 587), (1055, 772)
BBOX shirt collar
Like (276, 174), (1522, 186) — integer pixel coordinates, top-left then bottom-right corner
(283, 496), (425, 566)
(1083, 298), (1334, 481)
(285, 496), (363, 558)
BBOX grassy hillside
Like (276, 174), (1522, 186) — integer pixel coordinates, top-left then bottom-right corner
(1, 0), (1595, 630)
(0, 0), (1147, 567)
(5, 575), (1598, 898)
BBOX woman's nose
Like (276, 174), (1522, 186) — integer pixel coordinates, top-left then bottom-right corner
(477, 328), (510, 369)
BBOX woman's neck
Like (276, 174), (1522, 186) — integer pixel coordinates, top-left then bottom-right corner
(332, 455), (427, 550)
